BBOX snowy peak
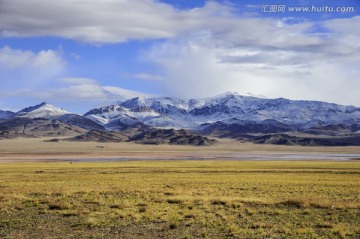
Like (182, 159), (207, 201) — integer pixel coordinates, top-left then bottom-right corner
(83, 105), (133, 126)
(15, 102), (70, 118)
(12, 102), (104, 131)
(190, 93), (247, 116)
(84, 105), (125, 117)
(83, 93), (360, 131)
(120, 97), (151, 112)
(7, 93), (360, 134)
(117, 93), (248, 116)
(120, 97), (188, 115)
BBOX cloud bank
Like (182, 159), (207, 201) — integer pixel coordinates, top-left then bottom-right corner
(0, 46), (65, 88)
(0, 46), (152, 111)
(0, 0), (223, 44)
(141, 15), (360, 106)
(0, 0), (359, 107)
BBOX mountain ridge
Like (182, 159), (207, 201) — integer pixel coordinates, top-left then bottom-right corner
(9, 102), (105, 131)
(2, 93), (360, 145)
(0, 110), (15, 119)
(82, 92), (360, 132)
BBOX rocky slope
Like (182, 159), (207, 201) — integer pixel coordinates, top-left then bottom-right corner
(65, 129), (128, 142)
(247, 134), (360, 146)
(0, 117), (86, 138)
(128, 128), (217, 146)
(61, 128), (217, 146)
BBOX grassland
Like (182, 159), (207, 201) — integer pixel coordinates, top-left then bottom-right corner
(0, 159), (359, 239)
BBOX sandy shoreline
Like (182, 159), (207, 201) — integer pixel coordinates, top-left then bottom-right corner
(1, 137), (360, 162)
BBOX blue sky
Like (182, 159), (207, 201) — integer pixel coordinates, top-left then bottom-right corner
(0, 0), (359, 113)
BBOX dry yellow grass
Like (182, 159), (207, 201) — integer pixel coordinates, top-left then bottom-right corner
(0, 138), (359, 238)
(0, 159), (359, 238)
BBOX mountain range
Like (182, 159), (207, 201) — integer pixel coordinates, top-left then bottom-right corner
(1, 92), (360, 145)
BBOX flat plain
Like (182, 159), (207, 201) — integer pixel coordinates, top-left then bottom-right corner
(0, 138), (359, 238)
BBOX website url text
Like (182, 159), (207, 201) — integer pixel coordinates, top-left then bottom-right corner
(262, 5), (355, 13)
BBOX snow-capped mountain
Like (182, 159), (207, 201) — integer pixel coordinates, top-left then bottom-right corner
(14, 102), (70, 118)
(0, 110), (15, 119)
(4, 93), (360, 135)
(83, 105), (140, 126)
(83, 92), (360, 132)
(12, 102), (104, 130)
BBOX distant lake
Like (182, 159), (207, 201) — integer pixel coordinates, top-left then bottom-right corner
(50, 153), (360, 162)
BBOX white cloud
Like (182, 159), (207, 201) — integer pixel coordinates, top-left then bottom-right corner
(0, 0), (359, 107)
(43, 84), (108, 100)
(0, 46), (35, 69)
(142, 15), (360, 106)
(0, 1), (254, 44)
(0, 46), (65, 87)
(70, 52), (81, 59)
(322, 16), (360, 37)
(0, 0), (189, 44)
(0, 46), (149, 109)
(2, 77), (152, 103)
(134, 73), (164, 81)
(103, 86), (154, 100)
(0, 46), (64, 71)
(60, 77), (98, 85)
